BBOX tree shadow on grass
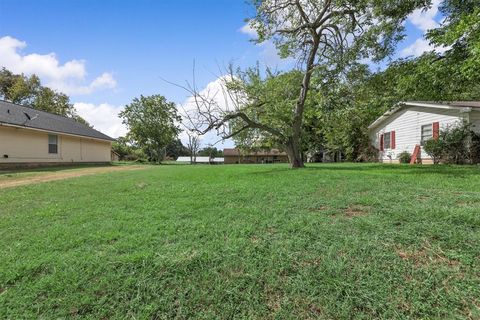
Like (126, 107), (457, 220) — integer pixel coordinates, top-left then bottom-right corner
(246, 163), (480, 177)
(303, 163), (480, 176)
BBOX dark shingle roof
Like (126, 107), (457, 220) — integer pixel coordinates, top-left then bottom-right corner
(0, 100), (114, 141)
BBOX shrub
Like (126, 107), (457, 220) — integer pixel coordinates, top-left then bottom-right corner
(441, 122), (471, 164)
(397, 151), (411, 164)
(356, 145), (379, 162)
(424, 121), (478, 165)
(423, 139), (444, 164)
(470, 132), (480, 164)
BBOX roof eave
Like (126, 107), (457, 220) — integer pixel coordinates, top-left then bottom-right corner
(368, 101), (475, 130)
(367, 102), (404, 130)
(0, 122), (114, 142)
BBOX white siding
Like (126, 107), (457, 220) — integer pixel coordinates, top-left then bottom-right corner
(370, 106), (467, 162)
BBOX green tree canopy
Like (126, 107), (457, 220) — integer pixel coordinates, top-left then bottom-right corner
(119, 95), (181, 163)
(0, 67), (90, 125)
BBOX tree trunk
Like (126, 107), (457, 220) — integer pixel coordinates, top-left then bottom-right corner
(157, 146), (166, 164)
(285, 137), (304, 168)
(285, 36), (319, 169)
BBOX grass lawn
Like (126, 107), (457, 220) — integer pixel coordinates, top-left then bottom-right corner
(1, 163), (479, 319)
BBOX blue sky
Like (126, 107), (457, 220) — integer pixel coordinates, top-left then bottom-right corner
(0, 0), (443, 145)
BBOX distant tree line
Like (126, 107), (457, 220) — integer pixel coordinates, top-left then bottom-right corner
(111, 132), (223, 162)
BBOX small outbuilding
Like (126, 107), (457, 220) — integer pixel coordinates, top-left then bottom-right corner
(223, 148), (289, 164)
(0, 100), (114, 168)
(176, 156), (224, 164)
(368, 101), (480, 163)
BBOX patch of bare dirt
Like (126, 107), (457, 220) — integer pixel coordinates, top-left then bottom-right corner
(0, 166), (147, 189)
(343, 205), (371, 217)
(308, 205), (330, 212)
(265, 287), (283, 314)
(395, 242), (460, 268)
(416, 195), (431, 201)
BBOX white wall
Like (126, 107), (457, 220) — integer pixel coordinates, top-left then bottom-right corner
(369, 106), (474, 162)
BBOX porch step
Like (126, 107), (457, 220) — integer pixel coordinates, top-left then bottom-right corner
(410, 144), (421, 165)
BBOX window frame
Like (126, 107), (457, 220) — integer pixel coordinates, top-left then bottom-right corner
(383, 132), (391, 149)
(421, 124), (433, 146)
(48, 134), (58, 154)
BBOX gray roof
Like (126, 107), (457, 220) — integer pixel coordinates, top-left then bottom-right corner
(0, 100), (114, 141)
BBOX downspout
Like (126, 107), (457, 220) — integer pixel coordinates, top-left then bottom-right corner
(460, 107), (472, 124)
(460, 107), (473, 164)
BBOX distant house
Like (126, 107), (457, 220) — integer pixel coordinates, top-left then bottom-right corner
(223, 148), (289, 164)
(176, 156), (224, 164)
(368, 101), (480, 163)
(0, 100), (114, 168)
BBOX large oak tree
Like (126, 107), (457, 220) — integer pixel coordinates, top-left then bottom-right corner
(187, 0), (431, 167)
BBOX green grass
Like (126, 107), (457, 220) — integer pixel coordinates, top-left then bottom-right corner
(1, 163), (479, 319)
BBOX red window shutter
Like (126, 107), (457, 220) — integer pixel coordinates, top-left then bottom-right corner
(380, 134), (384, 151)
(433, 122), (440, 140)
(391, 131), (396, 149)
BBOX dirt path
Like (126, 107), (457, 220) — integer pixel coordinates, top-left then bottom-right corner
(0, 166), (148, 189)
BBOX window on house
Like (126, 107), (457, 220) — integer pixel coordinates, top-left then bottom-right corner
(383, 132), (391, 149)
(421, 124), (433, 145)
(48, 134), (58, 154)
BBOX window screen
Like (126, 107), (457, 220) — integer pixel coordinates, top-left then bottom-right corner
(48, 134), (58, 154)
(383, 132), (391, 149)
(421, 124), (433, 145)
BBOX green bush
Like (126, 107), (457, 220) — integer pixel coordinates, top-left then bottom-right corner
(441, 123), (471, 164)
(424, 121), (478, 165)
(424, 139), (444, 164)
(470, 132), (480, 164)
(357, 145), (379, 162)
(397, 151), (411, 164)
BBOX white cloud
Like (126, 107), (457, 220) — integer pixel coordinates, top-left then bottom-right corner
(49, 72), (117, 95)
(239, 23), (294, 69)
(73, 102), (127, 138)
(179, 76), (236, 148)
(90, 72), (117, 90)
(0, 36), (117, 96)
(400, 38), (448, 58)
(239, 23), (258, 38)
(407, 0), (441, 32)
(399, 0), (448, 58)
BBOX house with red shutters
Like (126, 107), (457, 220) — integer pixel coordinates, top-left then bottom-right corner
(368, 101), (480, 163)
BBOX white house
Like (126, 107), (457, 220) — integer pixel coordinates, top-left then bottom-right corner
(368, 101), (480, 163)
